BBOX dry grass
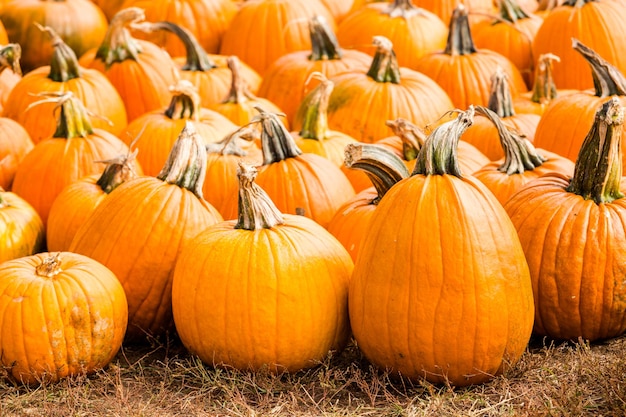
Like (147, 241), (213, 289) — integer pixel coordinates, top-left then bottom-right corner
(2, 333), (626, 417)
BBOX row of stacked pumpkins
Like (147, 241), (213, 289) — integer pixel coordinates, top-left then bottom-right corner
(1, 0), (625, 388)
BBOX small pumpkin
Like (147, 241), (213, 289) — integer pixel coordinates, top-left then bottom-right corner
(0, 116), (33, 191)
(0, 43), (22, 114)
(0, 188), (45, 264)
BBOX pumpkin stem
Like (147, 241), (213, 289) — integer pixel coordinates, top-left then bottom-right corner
(562, 0), (594, 6)
(413, 107), (475, 177)
(567, 98), (624, 204)
(95, 7), (146, 69)
(157, 121), (207, 199)
(487, 66), (516, 118)
(35, 23), (82, 82)
(498, 0), (531, 23)
(536, 0), (563, 12)
(530, 53), (560, 105)
(383, 0), (424, 18)
(95, 146), (140, 194)
(164, 79), (202, 121)
(206, 125), (258, 157)
(308, 15), (343, 61)
(298, 72), (333, 140)
(35, 253), (63, 278)
(444, 4), (477, 56)
(573, 38), (626, 98)
(344, 143), (409, 203)
(366, 36), (401, 84)
(222, 56), (255, 104)
(0, 43), (22, 76)
(385, 118), (426, 161)
(0, 189), (7, 209)
(475, 106), (547, 174)
(25, 91), (94, 138)
(252, 107), (302, 165)
(134, 21), (217, 71)
(235, 162), (285, 230)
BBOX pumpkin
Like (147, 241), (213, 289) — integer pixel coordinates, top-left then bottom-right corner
(46, 147), (141, 252)
(258, 15), (371, 125)
(327, 143), (409, 263)
(349, 107), (534, 386)
(472, 106), (574, 205)
(504, 98), (626, 341)
(11, 92), (137, 226)
(413, 0), (494, 23)
(118, 78), (237, 176)
(120, 0), (238, 56)
(533, 40), (626, 171)
(3, 25), (128, 144)
(0, 0), (108, 73)
(414, 4), (528, 109)
(78, 7), (180, 122)
(532, 0), (626, 90)
(219, 0), (336, 75)
(0, 43), (21, 114)
(460, 67), (540, 160)
(0, 252), (128, 384)
(70, 122), (224, 342)
(0, 116), (33, 191)
(0, 188), (45, 263)
(171, 162), (353, 372)
(336, 0), (448, 70)
(306, 36), (454, 144)
(90, 0), (126, 21)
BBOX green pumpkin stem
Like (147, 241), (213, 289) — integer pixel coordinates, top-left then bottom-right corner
(413, 107), (475, 177)
(567, 98), (624, 204)
(366, 36), (401, 84)
(298, 72), (333, 140)
(35, 253), (63, 278)
(308, 15), (343, 61)
(383, 0), (425, 18)
(157, 121), (207, 199)
(344, 143), (409, 203)
(573, 38), (626, 98)
(35, 24), (82, 82)
(206, 125), (258, 157)
(95, 7), (146, 69)
(222, 56), (255, 104)
(0, 43), (22, 76)
(253, 107), (302, 165)
(235, 162), (285, 230)
(95, 148), (140, 194)
(444, 4), (477, 56)
(487, 67), (516, 118)
(26, 91), (95, 138)
(530, 53), (560, 104)
(164, 79), (202, 120)
(499, 0), (530, 22)
(475, 106), (546, 175)
(385, 118), (425, 161)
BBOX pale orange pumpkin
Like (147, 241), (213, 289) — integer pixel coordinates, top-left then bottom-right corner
(0, 116), (33, 191)
(0, 188), (45, 264)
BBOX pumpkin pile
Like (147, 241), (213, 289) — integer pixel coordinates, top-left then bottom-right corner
(1, 0), (626, 389)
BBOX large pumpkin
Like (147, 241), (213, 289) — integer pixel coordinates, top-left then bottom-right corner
(172, 162), (353, 372)
(349, 107), (534, 386)
(0, 252), (128, 384)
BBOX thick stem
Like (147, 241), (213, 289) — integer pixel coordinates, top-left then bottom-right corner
(298, 72), (333, 140)
(344, 143), (409, 203)
(443, 4), (477, 56)
(530, 53), (560, 104)
(499, 0), (530, 22)
(413, 107), (475, 177)
(253, 107), (302, 165)
(383, 0), (424, 18)
(95, 7), (145, 69)
(487, 67), (516, 118)
(35, 253), (63, 278)
(235, 162), (284, 230)
(164, 80), (202, 120)
(95, 149), (140, 194)
(475, 106), (546, 174)
(567, 97), (624, 204)
(385, 118), (425, 161)
(366, 36), (401, 84)
(157, 121), (207, 199)
(0, 43), (22, 76)
(573, 38), (626, 98)
(536, 0), (564, 11)
(206, 125), (258, 157)
(308, 15), (343, 61)
(222, 56), (255, 104)
(26, 92), (94, 138)
(36, 24), (82, 82)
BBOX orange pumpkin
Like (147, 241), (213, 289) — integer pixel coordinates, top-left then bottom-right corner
(413, 0), (494, 23)
(0, 116), (33, 191)
(70, 122), (223, 342)
(90, 0), (126, 21)
(0, 252), (128, 384)
(0, 189), (45, 264)
(0, 43), (21, 114)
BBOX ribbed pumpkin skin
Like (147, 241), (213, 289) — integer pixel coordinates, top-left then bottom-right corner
(219, 0), (336, 75)
(322, 70), (454, 144)
(0, 252), (128, 384)
(532, 1), (626, 90)
(0, 191), (45, 264)
(171, 215), (353, 372)
(2, 66), (128, 144)
(120, 0), (238, 56)
(414, 0), (494, 22)
(504, 173), (626, 340)
(69, 177), (223, 341)
(11, 131), (133, 226)
(350, 174), (534, 386)
(0, 67), (20, 114)
(0, 117), (33, 190)
(336, 3), (448, 70)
